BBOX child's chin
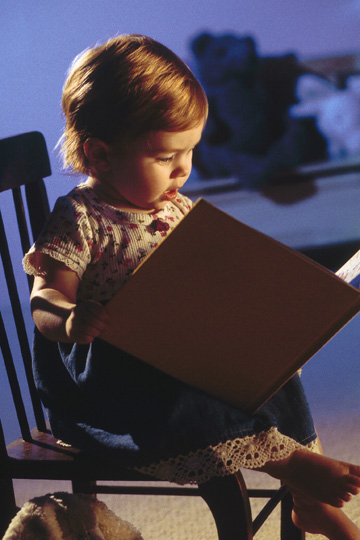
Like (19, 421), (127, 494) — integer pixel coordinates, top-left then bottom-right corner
(152, 200), (168, 211)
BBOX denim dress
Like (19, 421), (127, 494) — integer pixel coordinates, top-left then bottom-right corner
(32, 328), (316, 483)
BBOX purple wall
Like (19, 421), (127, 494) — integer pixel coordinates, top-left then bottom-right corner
(2, 0), (360, 204)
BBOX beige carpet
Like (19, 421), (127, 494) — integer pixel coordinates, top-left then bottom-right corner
(10, 414), (360, 540)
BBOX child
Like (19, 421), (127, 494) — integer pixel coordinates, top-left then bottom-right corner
(24, 34), (360, 539)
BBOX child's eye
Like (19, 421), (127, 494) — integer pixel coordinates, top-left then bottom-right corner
(158, 156), (174, 163)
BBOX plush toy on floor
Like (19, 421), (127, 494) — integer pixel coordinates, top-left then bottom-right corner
(3, 492), (144, 540)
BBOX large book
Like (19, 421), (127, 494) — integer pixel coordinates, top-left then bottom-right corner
(102, 199), (360, 413)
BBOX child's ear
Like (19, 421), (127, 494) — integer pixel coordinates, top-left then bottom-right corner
(84, 138), (112, 173)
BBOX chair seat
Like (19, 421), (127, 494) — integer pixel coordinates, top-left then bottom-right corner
(5, 426), (200, 495)
(7, 428), (85, 478)
(6, 427), (153, 480)
(8, 428), (81, 462)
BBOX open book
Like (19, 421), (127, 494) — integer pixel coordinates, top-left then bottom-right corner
(101, 199), (360, 414)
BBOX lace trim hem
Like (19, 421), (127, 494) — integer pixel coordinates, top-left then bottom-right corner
(133, 427), (318, 485)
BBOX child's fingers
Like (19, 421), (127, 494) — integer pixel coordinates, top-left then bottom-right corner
(77, 300), (109, 326)
(66, 301), (109, 342)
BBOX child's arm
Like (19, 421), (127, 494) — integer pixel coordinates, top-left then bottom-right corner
(30, 254), (109, 344)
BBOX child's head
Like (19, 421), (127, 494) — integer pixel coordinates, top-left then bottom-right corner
(61, 34), (208, 175)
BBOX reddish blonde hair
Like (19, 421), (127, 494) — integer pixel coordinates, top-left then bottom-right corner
(60, 34), (208, 175)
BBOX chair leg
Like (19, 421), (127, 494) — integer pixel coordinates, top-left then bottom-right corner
(198, 473), (253, 540)
(0, 477), (18, 538)
(281, 490), (305, 540)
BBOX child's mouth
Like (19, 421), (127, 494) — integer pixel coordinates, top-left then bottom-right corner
(164, 188), (178, 200)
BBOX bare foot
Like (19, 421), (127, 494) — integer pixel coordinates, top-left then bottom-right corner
(292, 493), (360, 540)
(261, 449), (360, 507)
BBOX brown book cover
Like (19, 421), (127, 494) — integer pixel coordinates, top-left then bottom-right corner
(102, 199), (360, 413)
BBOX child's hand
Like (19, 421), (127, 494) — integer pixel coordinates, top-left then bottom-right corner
(65, 300), (110, 344)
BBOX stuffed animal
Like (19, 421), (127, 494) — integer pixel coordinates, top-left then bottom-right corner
(3, 492), (144, 540)
(291, 74), (360, 160)
(190, 31), (327, 188)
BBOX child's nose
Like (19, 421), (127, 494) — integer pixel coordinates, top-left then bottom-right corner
(172, 155), (191, 178)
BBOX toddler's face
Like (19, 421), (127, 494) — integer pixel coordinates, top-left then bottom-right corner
(104, 123), (203, 212)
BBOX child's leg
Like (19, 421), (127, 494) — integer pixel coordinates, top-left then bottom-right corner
(260, 448), (360, 507)
(292, 493), (360, 540)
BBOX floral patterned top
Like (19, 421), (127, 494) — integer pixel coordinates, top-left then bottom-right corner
(23, 183), (193, 303)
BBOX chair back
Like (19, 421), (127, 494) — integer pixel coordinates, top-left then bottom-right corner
(0, 132), (52, 442)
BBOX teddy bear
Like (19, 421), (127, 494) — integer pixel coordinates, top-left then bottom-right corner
(190, 31), (327, 189)
(2, 492), (144, 540)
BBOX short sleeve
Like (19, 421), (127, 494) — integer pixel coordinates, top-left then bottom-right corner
(23, 195), (93, 279)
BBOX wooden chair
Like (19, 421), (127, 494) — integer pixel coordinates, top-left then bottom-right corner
(0, 131), (303, 539)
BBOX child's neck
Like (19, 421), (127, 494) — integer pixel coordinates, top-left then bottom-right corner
(86, 176), (156, 214)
